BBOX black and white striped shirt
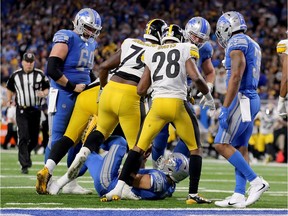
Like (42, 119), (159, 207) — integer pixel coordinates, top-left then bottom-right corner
(6, 68), (50, 108)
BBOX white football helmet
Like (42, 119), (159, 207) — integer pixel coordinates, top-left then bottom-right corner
(215, 11), (247, 48)
(156, 152), (189, 183)
(73, 8), (102, 41)
(185, 17), (211, 48)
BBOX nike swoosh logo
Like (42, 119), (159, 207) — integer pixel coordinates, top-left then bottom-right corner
(228, 202), (237, 205)
(257, 184), (266, 192)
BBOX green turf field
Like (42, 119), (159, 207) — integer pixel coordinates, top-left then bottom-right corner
(0, 149), (287, 209)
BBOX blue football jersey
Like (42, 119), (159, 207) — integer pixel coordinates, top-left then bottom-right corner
(187, 41), (213, 86)
(132, 169), (175, 200)
(224, 33), (261, 95)
(198, 41), (213, 69)
(50, 29), (98, 90)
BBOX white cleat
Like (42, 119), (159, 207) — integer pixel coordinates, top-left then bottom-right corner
(215, 193), (246, 208)
(121, 183), (141, 200)
(47, 180), (61, 195)
(67, 153), (87, 180)
(100, 180), (125, 202)
(246, 177), (269, 206)
(62, 179), (92, 195)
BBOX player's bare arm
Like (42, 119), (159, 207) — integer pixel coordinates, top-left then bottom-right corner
(99, 49), (121, 87)
(137, 65), (151, 97)
(202, 58), (215, 84)
(186, 58), (209, 95)
(279, 53), (288, 97)
(223, 50), (246, 107)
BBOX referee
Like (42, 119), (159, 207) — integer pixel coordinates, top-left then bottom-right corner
(6, 53), (50, 174)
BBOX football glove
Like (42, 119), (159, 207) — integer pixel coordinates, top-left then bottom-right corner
(219, 106), (229, 129)
(202, 91), (216, 111)
(277, 96), (287, 117)
(198, 82), (213, 106)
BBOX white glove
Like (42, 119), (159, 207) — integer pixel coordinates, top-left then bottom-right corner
(277, 96), (287, 117)
(198, 82), (214, 106)
(222, 58), (226, 67)
(203, 91), (216, 111)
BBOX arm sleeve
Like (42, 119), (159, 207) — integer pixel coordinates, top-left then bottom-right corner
(46, 56), (64, 81)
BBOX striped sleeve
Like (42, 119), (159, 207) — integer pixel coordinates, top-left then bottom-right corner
(277, 39), (288, 55)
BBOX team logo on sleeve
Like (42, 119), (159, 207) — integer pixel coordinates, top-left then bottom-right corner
(189, 45), (199, 59)
(277, 42), (287, 54)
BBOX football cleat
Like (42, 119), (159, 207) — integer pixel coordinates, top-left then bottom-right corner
(47, 180), (61, 195)
(101, 180), (125, 202)
(215, 193), (246, 208)
(246, 177), (269, 206)
(121, 184), (141, 200)
(67, 152), (88, 180)
(61, 179), (92, 195)
(36, 167), (51, 194)
(186, 194), (212, 204)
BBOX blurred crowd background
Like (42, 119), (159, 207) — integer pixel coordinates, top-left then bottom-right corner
(1, 0), (287, 162)
(1, 0), (287, 100)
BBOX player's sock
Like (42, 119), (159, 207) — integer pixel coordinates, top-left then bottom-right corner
(49, 136), (74, 165)
(234, 168), (246, 195)
(57, 173), (70, 188)
(119, 150), (143, 185)
(189, 155), (202, 194)
(228, 151), (257, 182)
(84, 130), (104, 152)
(45, 159), (56, 175)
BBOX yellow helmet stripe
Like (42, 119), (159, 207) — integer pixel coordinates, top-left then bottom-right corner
(145, 19), (157, 34)
(168, 24), (173, 36)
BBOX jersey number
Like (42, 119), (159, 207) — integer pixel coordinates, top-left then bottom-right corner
(121, 44), (145, 69)
(78, 49), (94, 71)
(152, 49), (180, 81)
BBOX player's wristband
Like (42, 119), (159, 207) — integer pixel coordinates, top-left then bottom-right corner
(279, 96), (285, 102)
(207, 82), (214, 92)
(65, 81), (76, 91)
(204, 91), (213, 101)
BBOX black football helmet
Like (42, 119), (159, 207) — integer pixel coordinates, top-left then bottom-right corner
(161, 24), (184, 44)
(144, 19), (168, 44)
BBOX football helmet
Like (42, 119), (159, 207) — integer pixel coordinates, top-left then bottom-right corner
(73, 8), (102, 41)
(161, 24), (184, 44)
(185, 17), (211, 48)
(144, 19), (168, 44)
(216, 11), (247, 48)
(265, 103), (274, 116)
(156, 152), (189, 183)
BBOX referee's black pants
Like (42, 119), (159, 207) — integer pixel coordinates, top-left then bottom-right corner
(16, 107), (41, 170)
(3, 123), (18, 149)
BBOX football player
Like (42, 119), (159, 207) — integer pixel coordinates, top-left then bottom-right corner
(36, 81), (101, 194)
(213, 11), (269, 208)
(257, 104), (279, 163)
(151, 17), (215, 204)
(36, 8), (102, 195)
(100, 24), (215, 202)
(66, 19), (168, 179)
(276, 34), (288, 116)
(48, 137), (189, 201)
